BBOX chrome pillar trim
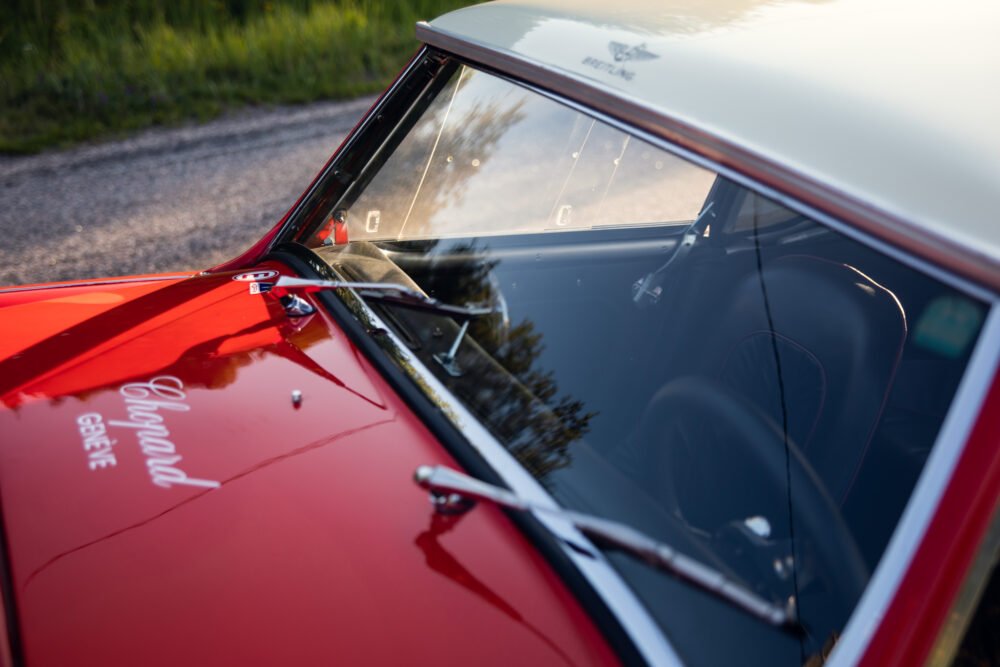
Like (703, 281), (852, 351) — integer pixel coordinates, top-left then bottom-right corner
(828, 304), (1000, 666)
(415, 22), (1000, 293)
(270, 46), (434, 247)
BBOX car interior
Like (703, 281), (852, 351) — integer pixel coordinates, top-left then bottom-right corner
(301, 177), (985, 661)
(287, 56), (988, 664)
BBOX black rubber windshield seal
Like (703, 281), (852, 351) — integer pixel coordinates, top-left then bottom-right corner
(266, 243), (647, 666)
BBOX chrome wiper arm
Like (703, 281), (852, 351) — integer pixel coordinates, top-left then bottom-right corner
(270, 276), (494, 320)
(632, 200), (715, 307)
(414, 464), (800, 632)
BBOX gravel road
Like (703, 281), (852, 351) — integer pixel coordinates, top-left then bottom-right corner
(0, 96), (375, 286)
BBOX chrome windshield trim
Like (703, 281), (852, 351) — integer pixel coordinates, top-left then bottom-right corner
(271, 46), (434, 247)
(415, 22), (1000, 292)
(828, 303), (1000, 666)
(323, 285), (684, 666)
(297, 42), (1000, 664)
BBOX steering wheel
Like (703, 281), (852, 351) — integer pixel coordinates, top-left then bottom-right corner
(628, 375), (869, 624)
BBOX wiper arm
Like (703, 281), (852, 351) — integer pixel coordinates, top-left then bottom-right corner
(632, 201), (715, 307)
(269, 276), (494, 320)
(414, 464), (800, 633)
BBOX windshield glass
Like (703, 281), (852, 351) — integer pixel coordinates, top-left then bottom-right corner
(297, 62), (988, 665)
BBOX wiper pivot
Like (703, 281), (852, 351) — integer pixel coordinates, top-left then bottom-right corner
(414, 464), (801, 633)
(270, 275), (491, 376)
(270, 276), (493, 320)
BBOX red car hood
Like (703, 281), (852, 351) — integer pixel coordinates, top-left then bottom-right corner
(0, 267), (615, 666)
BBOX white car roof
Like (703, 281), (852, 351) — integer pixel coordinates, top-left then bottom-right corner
(421, 0), (1000, 289)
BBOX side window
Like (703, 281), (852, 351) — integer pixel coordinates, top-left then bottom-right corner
(730, 190), (802, 232)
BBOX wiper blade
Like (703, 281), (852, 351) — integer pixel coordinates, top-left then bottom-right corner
(414, 464), (800, 632)
(269, 276), (494, 320)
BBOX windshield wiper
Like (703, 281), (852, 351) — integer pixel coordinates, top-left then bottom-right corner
(632, 200), (715, 307)
(269, 276), (493, 376)
(269, 276), (494, 320)
(414, 464), (801, 633)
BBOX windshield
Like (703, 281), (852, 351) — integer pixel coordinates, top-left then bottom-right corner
(296, 61), (988, 665)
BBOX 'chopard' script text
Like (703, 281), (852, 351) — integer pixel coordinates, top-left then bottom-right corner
(109, 376), (220, 490)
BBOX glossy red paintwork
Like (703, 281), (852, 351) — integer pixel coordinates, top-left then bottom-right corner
(0, 265), (618, 666)
(858, 372), (1000, 667)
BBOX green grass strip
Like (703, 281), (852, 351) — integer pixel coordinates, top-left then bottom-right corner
(0, 0), (473, 153)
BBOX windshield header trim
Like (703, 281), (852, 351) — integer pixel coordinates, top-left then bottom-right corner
(415, 22), (1000, 293)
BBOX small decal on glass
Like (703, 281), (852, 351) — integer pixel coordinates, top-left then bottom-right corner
(556, 204), (573, 227)
(913, 296), (984, 358)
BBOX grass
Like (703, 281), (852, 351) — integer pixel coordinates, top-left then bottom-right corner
(0, 0), (474, 153)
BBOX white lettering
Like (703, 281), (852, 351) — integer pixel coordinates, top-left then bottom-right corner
(149, 465), (220, 489)
(119, 376), (187, 402)
(77, 412), (103, 427)
(136, 435), (177, 456)
(74, 378), (219, 489)
(88, 452), (117, 470)
(83, 434), (116, 451)
(111, 376), (220, 490)
(77, 412), (115, 472)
